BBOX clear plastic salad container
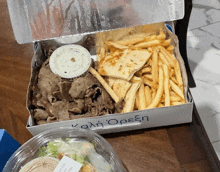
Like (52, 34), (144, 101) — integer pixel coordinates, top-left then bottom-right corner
(3, 128), (126, 172)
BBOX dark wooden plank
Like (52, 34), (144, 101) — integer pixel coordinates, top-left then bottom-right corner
(105, 128), (183, 172)
(167, 125), (209, 165)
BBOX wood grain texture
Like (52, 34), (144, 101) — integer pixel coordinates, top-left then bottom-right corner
(0, 0), (213, 171)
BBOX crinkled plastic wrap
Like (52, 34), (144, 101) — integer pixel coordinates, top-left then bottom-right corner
(7, 0), (184, 44)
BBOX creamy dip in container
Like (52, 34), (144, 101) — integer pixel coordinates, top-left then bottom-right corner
(49, 44), (91, 78)
(19, 157), (59, 172)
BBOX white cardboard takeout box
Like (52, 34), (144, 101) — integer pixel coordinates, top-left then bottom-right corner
(26, 23), (193, 136)
(6, 0), (192, 136)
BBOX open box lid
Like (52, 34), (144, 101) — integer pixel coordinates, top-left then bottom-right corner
(7, 0), (184, 44)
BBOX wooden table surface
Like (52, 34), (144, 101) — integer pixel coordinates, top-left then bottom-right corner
(0, 1), (214, 171)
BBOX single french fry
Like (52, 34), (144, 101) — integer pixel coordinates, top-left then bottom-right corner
(135, 70), (142, 77)
(151, 88), (156, 100)
(145, 86), (152, 107)
(89, 67), (120, 103)
(127, 37), (146, 46)
(169, 79), (184, 100)
(157, 46), (174, 66)
(168, 50), (173, 54)
(169, 51), (175, 56)
(115, 39), (130, 46)
(100, 47), (106, 58)
(147, 67), (164, 109)
(131, 76), (142, 83)
(152, 49), (159, 88)
(143, 78), (153, 88)
(143, 59), (152, 68)
(166, 45), (174, 51)
(147, 47), (153, 52)
(158, 60), (163, 67)
(157, 30), (166, 40)
(170, 88), (185, 103)
(122, 81), (141, 113)
(170, 94), (182, 102)
(105, 77), (116, 88)
(171, 76), (178, 85)
(135, 90), (140, 110)
(158, 103), (165, 107)
(145, 35), (157, 42)
(163, 64), (170, 106)
(121, 33), (147, 42)
(97, 54), (101, 62)
(97, 46), (106, 62)
(171, 101), (184, 106)
(99, 53), (114, 65)
(105, 41), (128, 49)
(169, 68), (175, 78)
(181, 99), (186, 103)
(139, 83), (146, 110)
(143, 74), (153, 81)
(161, 38), (171, 46)
(174, 60), (183, 89)
(161, 93), (165, 103)
(116, 37), (145, 46)
(134, 39), (161, 48)
(141, 67), (151, 74)
(159, 52), (170, 67)
(170, 91), (182, 98)
(158, 46), (176, 61)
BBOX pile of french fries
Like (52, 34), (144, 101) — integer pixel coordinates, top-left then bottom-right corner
(134, 43), (185, 110)
(90, 29), (185, 113)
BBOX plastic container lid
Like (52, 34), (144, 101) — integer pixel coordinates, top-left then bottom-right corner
(49, 44), (91, 78)
(3, 128), (126, 172)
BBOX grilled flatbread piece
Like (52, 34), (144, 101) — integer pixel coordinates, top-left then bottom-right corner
(98, 49), (151, 81)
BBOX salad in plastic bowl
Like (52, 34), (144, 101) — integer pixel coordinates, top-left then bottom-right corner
(3, 128), (126, 172)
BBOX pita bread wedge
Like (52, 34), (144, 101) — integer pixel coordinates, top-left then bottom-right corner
(112, 78), (132, 99)
(98, 49), (151, 81)
(122, 77), (142, 113)
(105, 77), (116, 88)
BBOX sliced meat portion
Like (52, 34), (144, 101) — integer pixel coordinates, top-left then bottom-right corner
(97, 89), (115, 110)
(58, 81), (73, 101)
(32, 61), (119, 125)
(47, 116), (58, 123)
(36, 120), (47, 125)
(68, 99), (85, 114)
(38, 62), (61, 103)
(69, 73), (100, 99)
(33, 109), (49, 120)
(50, 100), (70, 121)
(52, 90), (63, 102)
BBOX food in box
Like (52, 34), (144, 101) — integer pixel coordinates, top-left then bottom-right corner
(28, 23), (188, 126)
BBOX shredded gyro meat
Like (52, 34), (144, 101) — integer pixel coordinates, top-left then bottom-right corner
(32, 58), (117, 125)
